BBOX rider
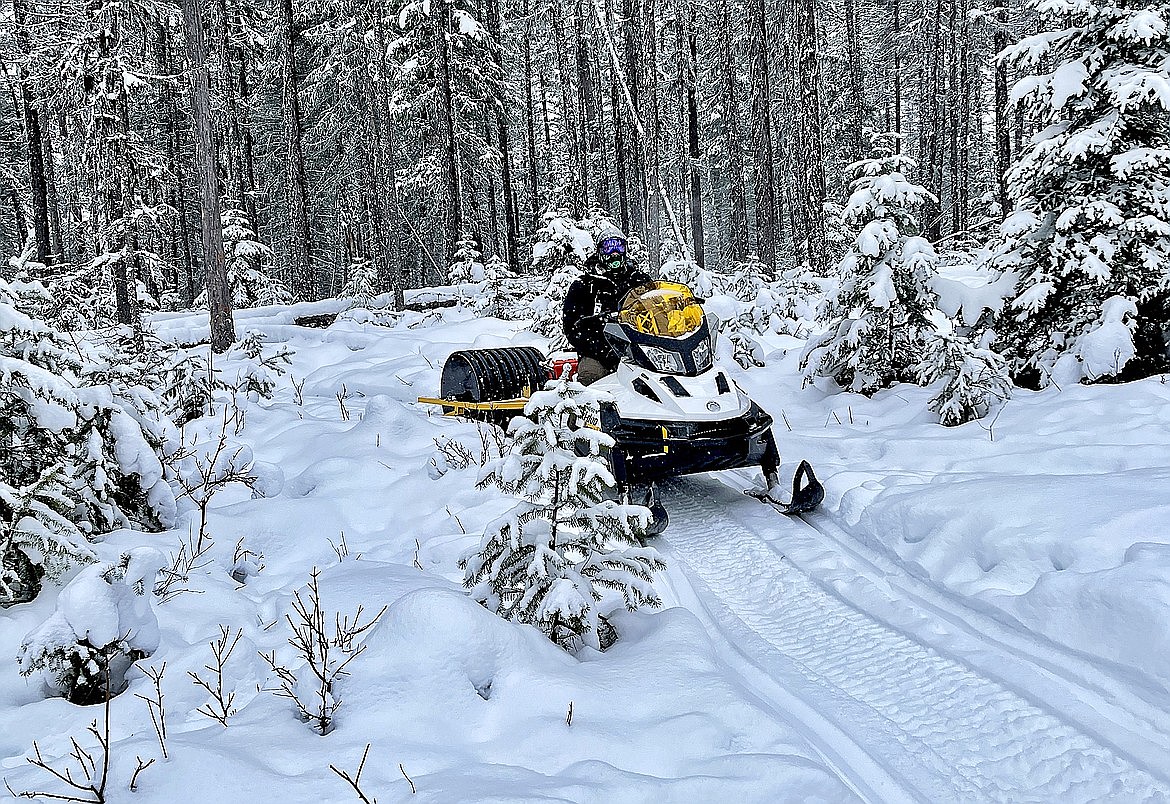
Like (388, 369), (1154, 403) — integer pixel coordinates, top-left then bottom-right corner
(562, 234), (652, 385)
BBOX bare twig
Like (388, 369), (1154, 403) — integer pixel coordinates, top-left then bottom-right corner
(11, 677), (113, 801)
(566, 701), (574, 727)
(128, 757), (154, 792)
(292, 377), (306, 406)
(330, 532), (350, 562)
(155, 532), (214, 603)
(260, 569), (386, 735)
(337, 384), (351, 421)
(134, 663), (168, 759)
(399, 764), (416, 795)
(188, 626), (244, 726)
(329, 744), (377, 803)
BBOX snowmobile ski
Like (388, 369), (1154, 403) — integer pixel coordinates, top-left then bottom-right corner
(745, 460), (824, 515)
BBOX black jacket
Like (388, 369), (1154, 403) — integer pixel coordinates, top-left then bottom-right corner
(563, 260), (653, 366)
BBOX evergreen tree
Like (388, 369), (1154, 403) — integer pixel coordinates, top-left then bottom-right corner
(221, 206), (289, 308)
(342, 256), (379, 309)
(448, 232), (484, 284)
(992, 0), (1170, 385)
(803, 146), (941, 393)
(916, 324), (1013, 425)
(461, 379), (664, 653)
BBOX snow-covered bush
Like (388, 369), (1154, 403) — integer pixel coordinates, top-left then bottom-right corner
(478, 254), (517, 318)
(0, 467), (93, 606)
(0, 265), (178, 604)
(803, 147), (940, 394)
(660, 247), (714, 298)
(18, 548), (166, 704)
(992, 0), (1170, 385)
(916, 324), (1013, 426)
(461, 379), (664, 653)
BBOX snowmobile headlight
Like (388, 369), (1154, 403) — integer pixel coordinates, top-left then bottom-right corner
(692, 336), (712, 372)
(642, 345), (684, 374)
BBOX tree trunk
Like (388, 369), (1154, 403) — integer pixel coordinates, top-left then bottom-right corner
(719, 0), (747, 263)
(749, 0), (776, 268)
(523, 0), (540, 242)
(686, 29), (704, 267)
(182, 0), (236, 352)
(893, 0), (903, 152)
(277, 0), (314, 299)
(994, 0), (1011, 216)
(623, 0), (646, 239)
(486, 0), (518, 263)
(795, 0), (825, 272)
(435, 0), (463, 265)
(12, 0), (54, 264)
(843, 0), (866, 165)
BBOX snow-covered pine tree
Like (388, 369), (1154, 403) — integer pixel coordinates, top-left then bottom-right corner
(803, 145), (941, 394)
(479, 253), (517, 318)
(342, 256), (379, 310)
(528, 208), (589, 342)
(915, 324), (1014, 426)
(993, 0), (1170, 385)
(448, 232), (485, 285)
(221, 205), (291, 308)
(461, 379), (664, 653)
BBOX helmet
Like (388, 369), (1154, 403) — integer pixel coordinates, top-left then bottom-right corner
(599, 236), (627, 270)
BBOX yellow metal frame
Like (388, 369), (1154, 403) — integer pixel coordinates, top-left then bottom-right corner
(417, 396), (529, 416)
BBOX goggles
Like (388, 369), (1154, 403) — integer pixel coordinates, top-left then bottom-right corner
(600, 237), (627, 258)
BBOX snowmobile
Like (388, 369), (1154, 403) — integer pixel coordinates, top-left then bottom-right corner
(419, 280), (822, 530)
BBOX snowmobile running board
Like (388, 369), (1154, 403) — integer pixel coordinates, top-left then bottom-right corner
(417, 396), (528, 416)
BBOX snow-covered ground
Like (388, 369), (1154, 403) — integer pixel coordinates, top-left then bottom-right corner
(2, 303), (1168, 802)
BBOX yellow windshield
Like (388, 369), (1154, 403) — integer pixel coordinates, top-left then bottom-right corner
(618, 281), (705, 338)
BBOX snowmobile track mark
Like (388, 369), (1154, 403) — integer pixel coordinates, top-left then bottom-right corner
(659, 477), (1170, 803)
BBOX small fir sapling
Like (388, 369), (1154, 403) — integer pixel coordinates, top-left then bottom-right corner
(1, 259), (178, 601)
(915, 323), (1014, 426)
(461, 378), (665, 653)
(803, 142), (941, 394)
(448, 232), (485, 285)
(529, 208), (588, 343)
(18, 548), (167, 704)
(342, 256), (379, 309)
(478, 254), (518, 318)
(0, 467), (95, 607)
(218, 205), (291, 308)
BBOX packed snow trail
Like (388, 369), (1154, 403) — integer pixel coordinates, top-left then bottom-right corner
(658, 477), (1170, 803)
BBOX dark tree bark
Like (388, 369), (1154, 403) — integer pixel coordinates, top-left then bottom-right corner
(435, 0), (463, 263)
(485, 0), (519, 262)
(182, 0), (236, 352)
(277, 0), (314, 299)
(623, 0), (646, 239)
(994, 0), (1011, 216)
(12, 0), (54, 265)
(794, 0), (826, 272)
(686, 29), (704, 267)
(719, 0), (747, 263)
(749, 0), (777, 268)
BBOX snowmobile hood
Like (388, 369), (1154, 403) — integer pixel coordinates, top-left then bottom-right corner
(591, 361), (753, 423)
